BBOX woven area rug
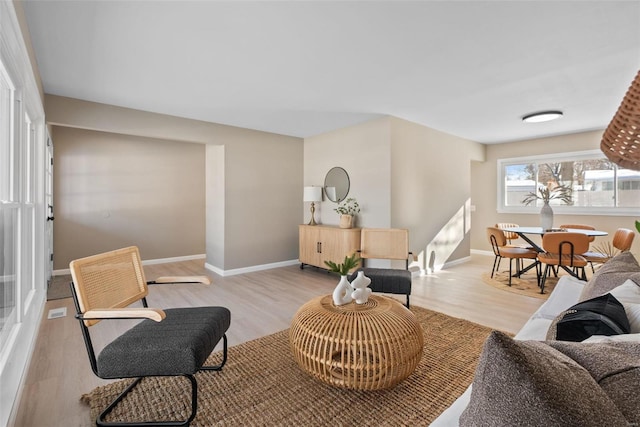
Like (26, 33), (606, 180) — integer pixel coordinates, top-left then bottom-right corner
(481, 270), (558, 299)
(81, 305), (494, 426)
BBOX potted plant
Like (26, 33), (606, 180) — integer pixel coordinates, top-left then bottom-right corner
(334, 197), (360, 229)
(522, 184), (572, 231)
(325, 253), (361, 306)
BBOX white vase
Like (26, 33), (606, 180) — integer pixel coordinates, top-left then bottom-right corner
(332, 275), (353, 306)
(540, 202), (554, 231)
(351, 271), (372, 304)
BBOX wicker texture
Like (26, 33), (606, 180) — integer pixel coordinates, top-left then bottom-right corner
(601, 70), (640, 170)
(69, 246), (149, 326)
(289, 295), (423, 390)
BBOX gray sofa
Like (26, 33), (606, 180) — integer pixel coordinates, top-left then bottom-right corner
(431, 252), (640, 426)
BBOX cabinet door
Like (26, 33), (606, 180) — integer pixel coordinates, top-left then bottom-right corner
(320, 228), (361, 270)
(299, 225), (321, 266)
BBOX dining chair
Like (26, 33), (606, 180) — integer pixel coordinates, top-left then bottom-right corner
(495, 223), (534, 270)
(487, 227), (539, 286)
(70, 246), (231, 426)
(581, 228), (635, 272)
(559, 224), (596, 242)
(495, 223), (521, 245)
(537, 232), (589, 293)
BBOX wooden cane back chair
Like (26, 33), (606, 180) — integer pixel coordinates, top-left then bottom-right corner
(70, 246), (230, 427)
(486, 227), (539, 286)
(495, 223), (521, 245)
(538, 232), (589, 294)
(350, 228), (413, 307)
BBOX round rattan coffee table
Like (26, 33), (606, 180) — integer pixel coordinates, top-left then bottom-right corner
(289, 294), (424, 390)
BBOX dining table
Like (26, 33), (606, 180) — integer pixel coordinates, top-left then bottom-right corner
(502, 226), (608, 253)
(501, 226), (608, 277)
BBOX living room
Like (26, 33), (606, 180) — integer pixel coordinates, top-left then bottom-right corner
(1, 1), (639, 426)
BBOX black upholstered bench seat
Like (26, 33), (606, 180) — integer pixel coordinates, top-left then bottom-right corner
(97, 306), (231, 378)
(349, 268), (412, 307)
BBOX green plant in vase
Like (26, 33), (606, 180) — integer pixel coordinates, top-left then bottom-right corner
(334, 197), (360, 229)
(324, 253), (361, 276)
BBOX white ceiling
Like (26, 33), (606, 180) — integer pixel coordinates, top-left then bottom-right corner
(22, 1), (640, 143)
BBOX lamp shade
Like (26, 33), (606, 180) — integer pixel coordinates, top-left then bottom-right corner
(601, 70), (640, 170)
(303, 186), (322, 202)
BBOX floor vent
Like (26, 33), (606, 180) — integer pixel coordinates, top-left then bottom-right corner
(47, 307), (67, 319)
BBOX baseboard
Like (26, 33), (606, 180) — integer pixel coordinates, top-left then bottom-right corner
(441, 255), (472, 269)
(470, 249), (493, 257)
(53, 253), (207, 276)
(205, 259), (300, 277)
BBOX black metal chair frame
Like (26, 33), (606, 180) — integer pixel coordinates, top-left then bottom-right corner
(539, 239), (587, 294)
(71, 284), (228, 427)
(489, 234), (539, 286)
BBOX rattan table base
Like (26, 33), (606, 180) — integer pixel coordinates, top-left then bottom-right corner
(289, 294), (424, 390)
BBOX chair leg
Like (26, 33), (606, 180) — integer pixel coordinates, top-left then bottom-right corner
(202, 334), (228, 371)
(540, 265), (550, 294)
(490, 255), (500, 278)
(508, 258), (513, 286)
(97, 374), (197, 427)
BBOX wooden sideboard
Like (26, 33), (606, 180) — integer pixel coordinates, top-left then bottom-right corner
(299, 225), (361, 270)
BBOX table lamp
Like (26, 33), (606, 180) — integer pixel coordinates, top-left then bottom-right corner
(303, 186), (322, 225)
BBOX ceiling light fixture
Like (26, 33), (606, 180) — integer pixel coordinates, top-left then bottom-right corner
(522, 111), (563, 123)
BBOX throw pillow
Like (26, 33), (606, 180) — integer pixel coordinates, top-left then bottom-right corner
(609, 279), (640, 333)
(580, 252), (640, 301)
(622, 303), (640, 333)
(546, 293), (630, 342)
(459, 331), (627, 427)
(548, 340), (640, 424)
(583, 333), (640, 343)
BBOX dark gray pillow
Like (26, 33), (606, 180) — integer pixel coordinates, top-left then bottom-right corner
(546, 293), (630, 342)
(459, 331), (627, 427)
(580, 252), (640, 301)
(548, 340), (640, 424)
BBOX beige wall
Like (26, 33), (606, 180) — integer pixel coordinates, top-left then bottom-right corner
(471, 130), (640, 256)
(217, 128), (304, 271)
(304, 116), (485, 272)
(390, 117), (485, 271)
(304, 117), (392, 229)
(53, 127), (205, 268)
(46, 95), (303, 273)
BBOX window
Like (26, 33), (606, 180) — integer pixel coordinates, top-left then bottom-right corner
(498, 150), (640, 215)
(0, 58), (17, 348)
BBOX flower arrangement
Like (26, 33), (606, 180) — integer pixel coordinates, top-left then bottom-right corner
(324, 253), (361, 276)
(334, 197), (360, 216)
(521, 185), (572, 206)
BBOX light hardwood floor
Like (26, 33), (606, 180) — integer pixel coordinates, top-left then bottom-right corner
(12, 254), (544, 427)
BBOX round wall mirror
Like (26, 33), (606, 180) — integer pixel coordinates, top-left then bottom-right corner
(324, 167), (350, 203)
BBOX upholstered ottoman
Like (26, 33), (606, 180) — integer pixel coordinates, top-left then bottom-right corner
(349, 267), (412, 307)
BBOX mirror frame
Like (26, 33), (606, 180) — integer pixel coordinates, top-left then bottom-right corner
(324, 167), (350, 203)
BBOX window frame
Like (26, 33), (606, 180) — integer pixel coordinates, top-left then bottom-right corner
(497, 149), (640, 216)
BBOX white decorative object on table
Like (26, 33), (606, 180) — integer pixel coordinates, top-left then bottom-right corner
(521, 185), (571, 232)
(351, 270), (372, 304)
(540, 202), (554, 231)
(332, 275), (354, 306)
